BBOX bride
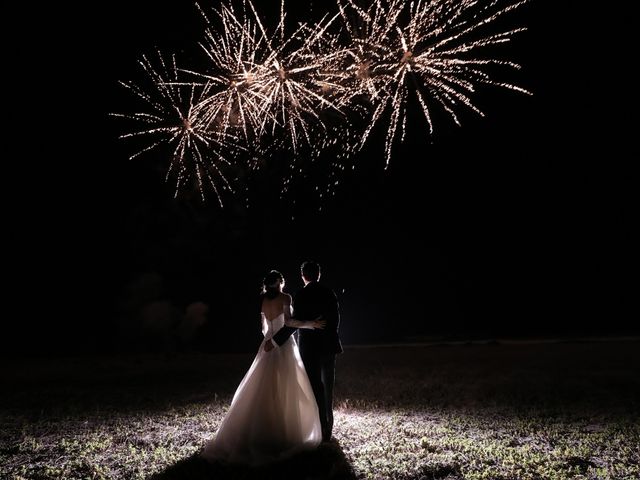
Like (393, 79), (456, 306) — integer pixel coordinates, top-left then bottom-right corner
(201, 270), (326, 465)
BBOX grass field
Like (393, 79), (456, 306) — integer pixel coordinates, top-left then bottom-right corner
(2, 340), (639, 479)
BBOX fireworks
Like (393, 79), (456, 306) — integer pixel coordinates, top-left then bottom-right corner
(113, 53), (244, 205)
(116, 0), (530, 202)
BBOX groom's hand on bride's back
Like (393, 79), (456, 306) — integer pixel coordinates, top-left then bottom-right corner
(313, 318), (327, 329)
(264, 340), (275, 352)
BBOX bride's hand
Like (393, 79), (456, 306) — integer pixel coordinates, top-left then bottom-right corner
(312, 319), (327, 330)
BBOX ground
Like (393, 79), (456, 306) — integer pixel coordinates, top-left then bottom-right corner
(2, 340), (639, 479)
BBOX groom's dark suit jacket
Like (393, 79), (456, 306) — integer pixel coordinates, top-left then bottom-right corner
(274, 282), (343, 355)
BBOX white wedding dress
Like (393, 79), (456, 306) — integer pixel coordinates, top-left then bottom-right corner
(201, 310), (322, 465)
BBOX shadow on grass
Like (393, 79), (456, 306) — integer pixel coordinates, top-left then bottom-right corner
(149, 440), (357, 480)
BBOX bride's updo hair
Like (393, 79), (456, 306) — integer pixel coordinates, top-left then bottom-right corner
(262, 270), (284, 299)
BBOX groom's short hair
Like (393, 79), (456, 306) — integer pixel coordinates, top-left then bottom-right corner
(301, 261), (321, 281)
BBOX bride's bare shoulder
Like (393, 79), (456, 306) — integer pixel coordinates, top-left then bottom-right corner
(261, 293), (290, 304)
(261, 293), (290, 316)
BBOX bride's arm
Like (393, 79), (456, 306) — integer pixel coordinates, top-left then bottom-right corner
(260, 312), (268, 337)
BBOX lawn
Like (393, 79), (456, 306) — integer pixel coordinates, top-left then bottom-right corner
(1, 341), (639, 479)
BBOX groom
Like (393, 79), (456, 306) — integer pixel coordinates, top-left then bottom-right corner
(265, 260), (343, 442)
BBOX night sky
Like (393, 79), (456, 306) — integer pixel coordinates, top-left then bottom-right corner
(10, 0), (635, 355)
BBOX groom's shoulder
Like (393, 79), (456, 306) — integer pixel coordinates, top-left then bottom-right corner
(300, 282), (323, 295)
(302, 282), (335, 295)
(318, 283), (338, 299)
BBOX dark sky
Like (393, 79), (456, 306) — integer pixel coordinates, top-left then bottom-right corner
(10, 0), (636, 354)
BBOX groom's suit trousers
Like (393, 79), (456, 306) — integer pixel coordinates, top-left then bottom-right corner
(300, 350), (336, 441)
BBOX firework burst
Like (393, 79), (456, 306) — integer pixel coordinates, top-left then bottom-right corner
(241, 1), (346, 154)
(182, 1), (269, 145)
(113, 53), (243, 205)
(336, 0), (531, 166)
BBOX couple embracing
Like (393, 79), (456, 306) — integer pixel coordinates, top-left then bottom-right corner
(201, 260), (343, 465)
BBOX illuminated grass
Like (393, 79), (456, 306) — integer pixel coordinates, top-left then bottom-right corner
(2, 342), (639, 479)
